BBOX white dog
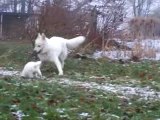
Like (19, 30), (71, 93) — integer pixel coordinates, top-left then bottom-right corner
(21, 61), (42, 78)
(33, 33), (85, 75)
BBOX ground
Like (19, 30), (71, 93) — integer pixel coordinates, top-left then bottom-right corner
(0, 41), (160, 120)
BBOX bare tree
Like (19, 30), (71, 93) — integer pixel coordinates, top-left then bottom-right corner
(128, 0), (153, 17)
(13, 0), (18, 12)
(97, 0), (125, 50)
(152, 7), (160, 18)
(0, 0), (12, 12)
(144, 0), (152, 16)
(27, 0), (32, 13)
(21, 0), (25, 13)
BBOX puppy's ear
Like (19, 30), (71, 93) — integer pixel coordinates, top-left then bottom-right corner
(38, 33), (41, 37)
(41, 33), (46, 40)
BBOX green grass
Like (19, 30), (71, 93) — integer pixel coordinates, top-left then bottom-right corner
(0, 78), (160, 120)
(0, 42), (160, 119)
(0, 42), (32, 68)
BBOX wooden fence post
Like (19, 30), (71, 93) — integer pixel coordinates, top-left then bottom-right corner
(0, 14), (3, 39)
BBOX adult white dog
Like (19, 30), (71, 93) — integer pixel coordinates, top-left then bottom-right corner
(33, 33), (85, 75)
(21, 61), (42, 78)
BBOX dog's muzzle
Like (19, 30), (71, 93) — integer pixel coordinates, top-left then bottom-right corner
(30, 50), (40, 61)
(33, 49), (42, 55)
(32, 50), (41, 58)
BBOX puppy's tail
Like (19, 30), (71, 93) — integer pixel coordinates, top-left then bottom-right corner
(66, 36), (85, 49)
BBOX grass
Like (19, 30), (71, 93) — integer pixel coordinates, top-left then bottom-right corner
(0, 78), (160, 120)
(0, 42), (32, 68)
(0, 41), (160, 119)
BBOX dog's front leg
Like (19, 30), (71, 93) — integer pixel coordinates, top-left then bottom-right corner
(52, 57), (63, 75)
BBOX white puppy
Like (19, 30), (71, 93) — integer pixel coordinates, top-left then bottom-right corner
(21, 61), (42, 78)
(33, 33), (85, 75)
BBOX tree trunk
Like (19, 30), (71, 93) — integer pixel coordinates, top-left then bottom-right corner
(90, 6), (97, 35)
(14, 0), (17, 13)
(21, 0), (25, 13)
(46, 0), (50, 5)
(133, 0), (136, 17)
(27, 0), (33, 13)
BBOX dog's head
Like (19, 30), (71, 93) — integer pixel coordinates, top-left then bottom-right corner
(33, 33), (46, 54)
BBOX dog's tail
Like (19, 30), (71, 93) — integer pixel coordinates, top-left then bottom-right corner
(66, 36), (85, 49)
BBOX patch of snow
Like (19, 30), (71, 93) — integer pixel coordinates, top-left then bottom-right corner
(12, 110), (27, 120)
(0, 67), (19, 77)
(42, 112), (47, 116)
(60, 114), (69, 118)
(93, 39), (160, 60)
(56, 78), (160, 101)
(126, 39), (160, 50)
(56, 108), (70, 118)
(56, 108), (66, 113)
(93, 50), (132, 60)
(79, 112), (89, 117)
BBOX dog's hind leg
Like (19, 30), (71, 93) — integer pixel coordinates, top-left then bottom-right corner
(52, 57), (63, 75)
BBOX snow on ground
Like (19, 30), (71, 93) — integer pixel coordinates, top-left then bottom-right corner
(0, 67), (19, 77)
(54, 78), (160, 101)
(0, 68), (160, 101)
(126, 39), (160, 50)
(12, 110), (26, 120)
(93, 39), (160, 60)
(93, 50), (132, 60)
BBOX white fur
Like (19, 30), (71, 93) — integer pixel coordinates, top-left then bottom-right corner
(34, 33), (85, 75)
(21, 61), (42, 78)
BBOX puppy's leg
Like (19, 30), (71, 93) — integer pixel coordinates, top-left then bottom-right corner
(36, 69), (42, 78)
(53, 57), (63, 75)
(28, 72), (34, 78)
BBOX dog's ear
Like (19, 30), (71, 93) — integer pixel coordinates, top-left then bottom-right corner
(41, 33), (46, 40)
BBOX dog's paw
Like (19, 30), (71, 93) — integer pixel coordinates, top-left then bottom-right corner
(41, 76), (46, 79)
(58, 73), (63, 76)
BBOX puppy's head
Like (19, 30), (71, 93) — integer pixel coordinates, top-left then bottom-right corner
(33, 33), (46, 54)
(34, 61), (42, 69)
